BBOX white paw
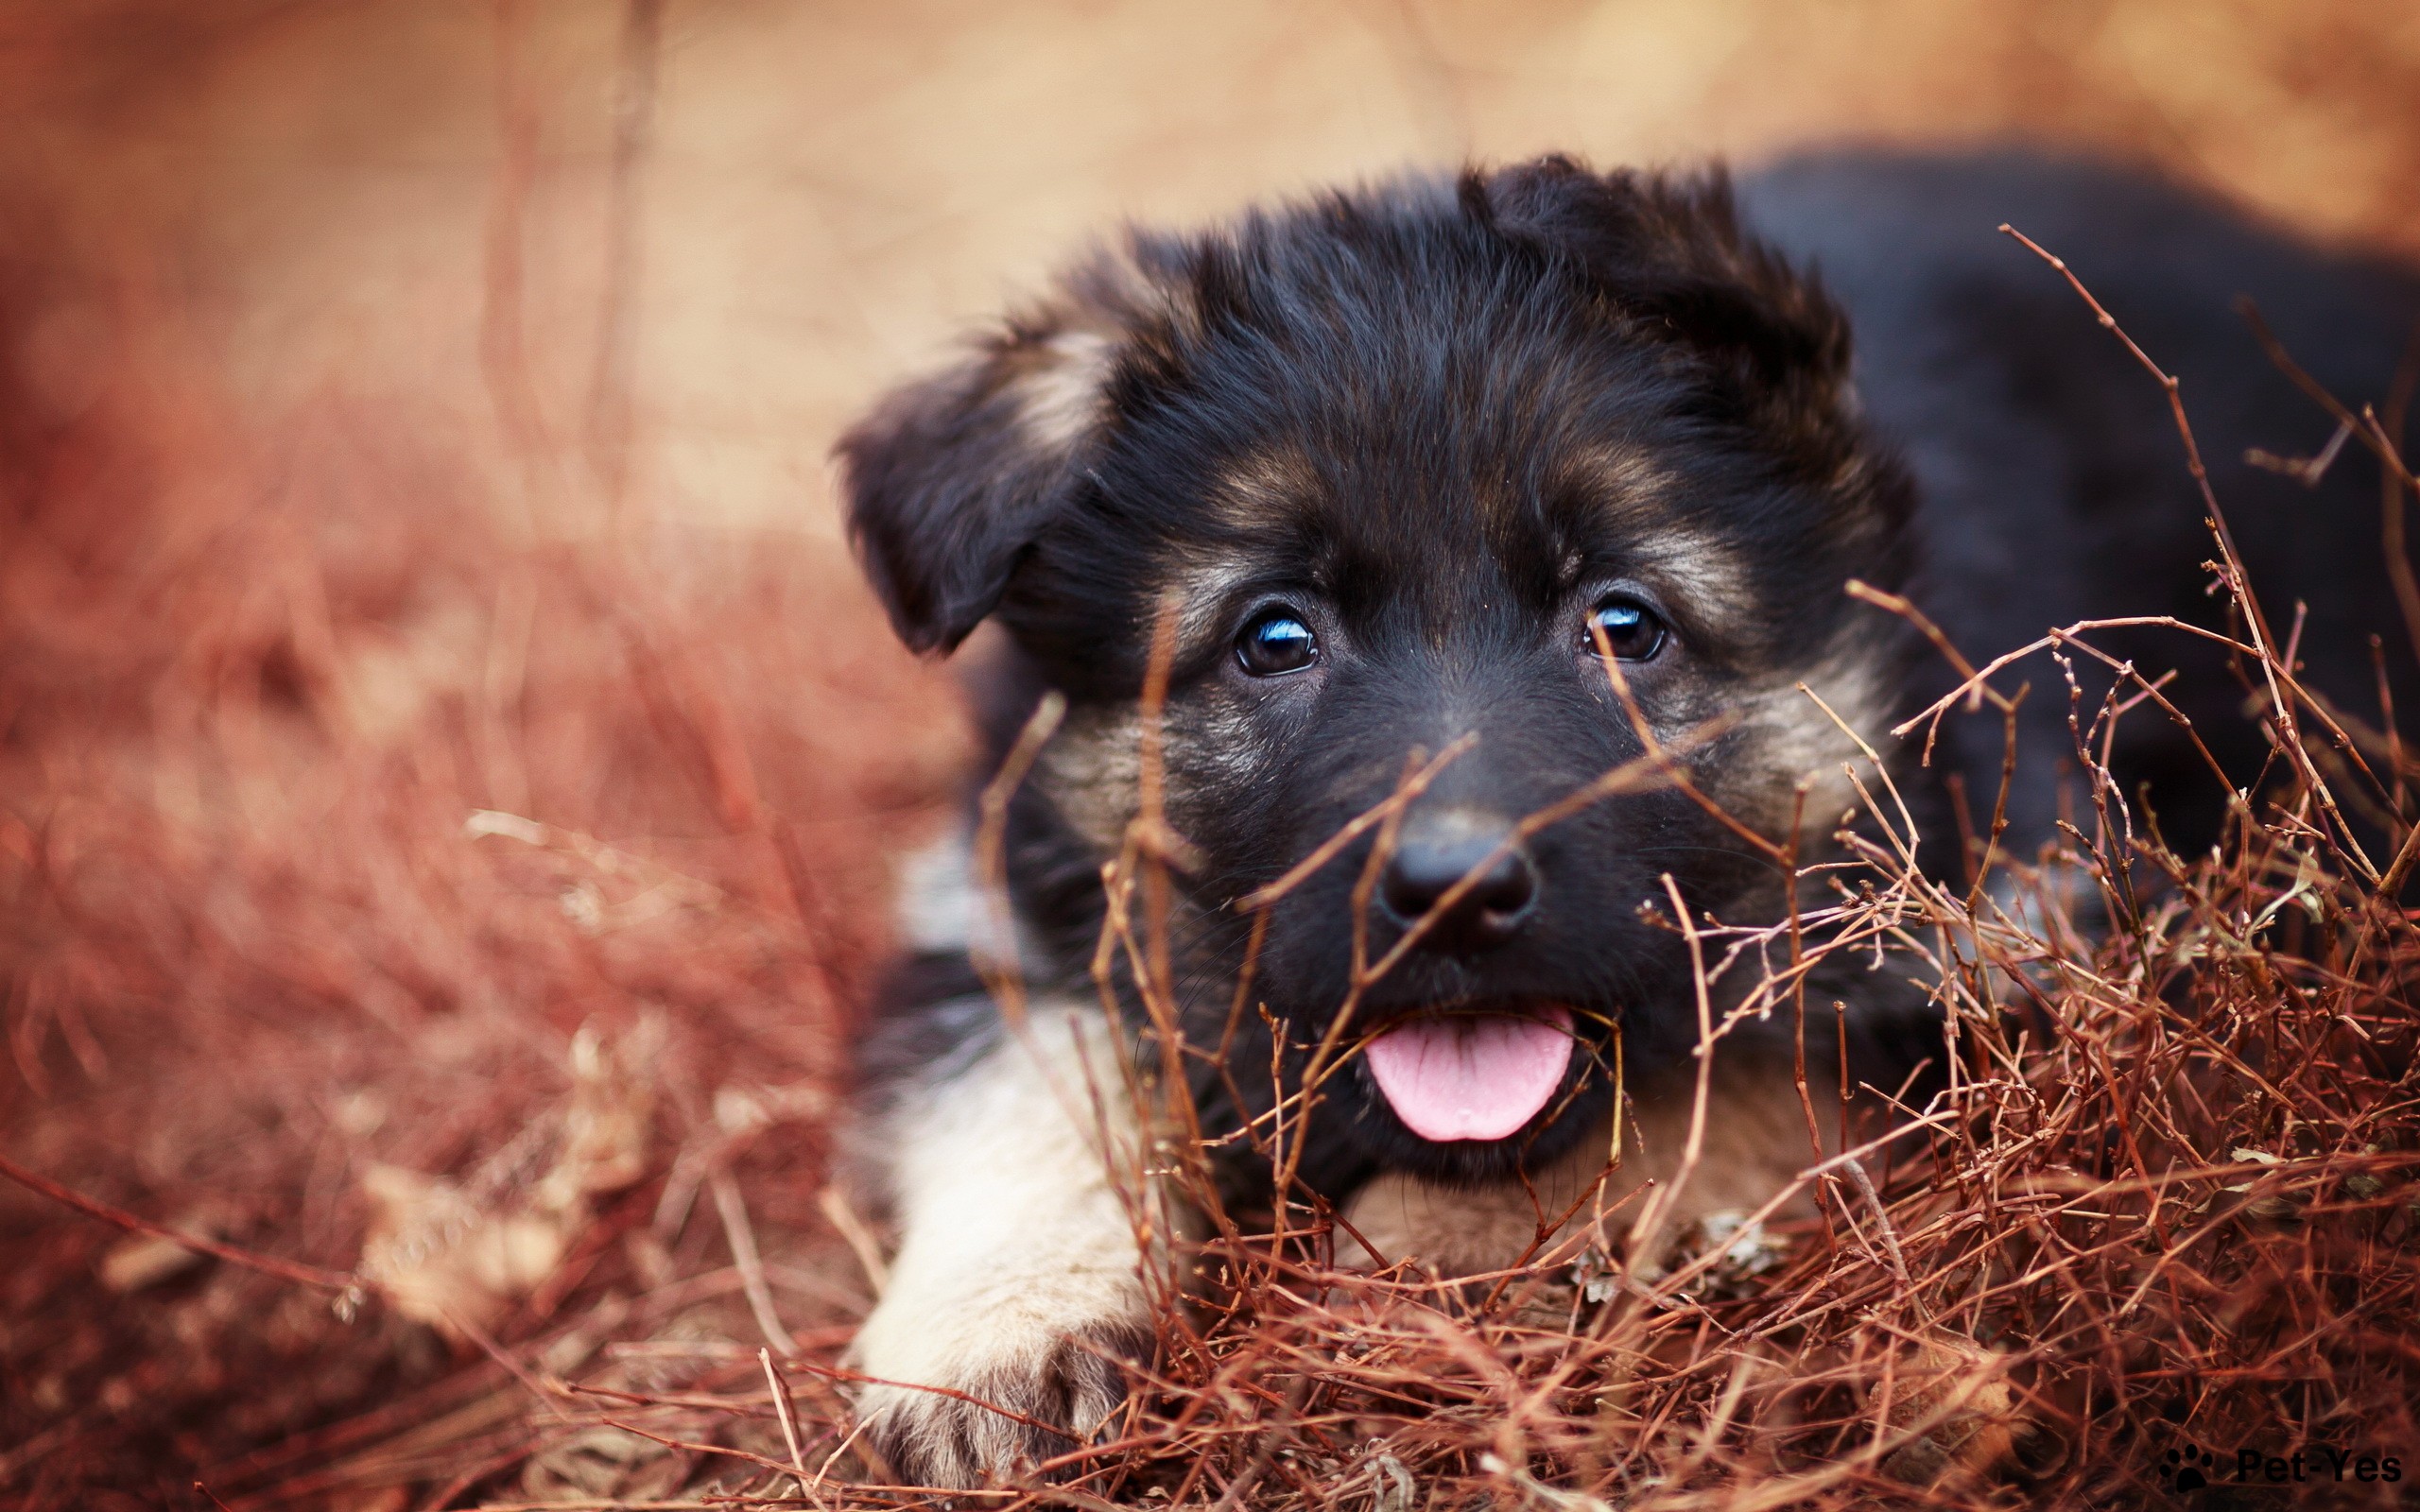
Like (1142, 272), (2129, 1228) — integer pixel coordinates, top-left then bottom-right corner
(846, 999), (1165, 1487)
(850, 1275), (1151, 1487)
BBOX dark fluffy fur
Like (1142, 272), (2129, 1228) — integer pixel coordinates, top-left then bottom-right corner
(834, 149), (2420, 1484)
(1740, 152), (2420, 862)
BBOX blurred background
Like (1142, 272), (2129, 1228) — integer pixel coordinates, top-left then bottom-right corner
(4, 3), (2418, 1505)
(9, 0), (2419, 541)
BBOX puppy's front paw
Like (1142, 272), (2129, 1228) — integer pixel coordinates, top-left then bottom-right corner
(851, 1283), (1151, 1487)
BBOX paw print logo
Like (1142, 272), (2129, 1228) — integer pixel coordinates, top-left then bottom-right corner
(2160, 1443), (2219, 1495)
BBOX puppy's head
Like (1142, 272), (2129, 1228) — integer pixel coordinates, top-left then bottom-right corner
(839, 157), (1915, 1183)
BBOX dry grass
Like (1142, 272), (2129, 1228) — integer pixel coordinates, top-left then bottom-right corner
(5, 126), (2419, 1512)
(0, 250), (968, 1508)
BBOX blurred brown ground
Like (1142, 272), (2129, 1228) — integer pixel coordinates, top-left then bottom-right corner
(6, 0), (2419, 541)
(3, 3), (2419, 1506)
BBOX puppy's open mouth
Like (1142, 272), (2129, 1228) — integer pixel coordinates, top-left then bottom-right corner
(1361, 1004), (1575, 1143)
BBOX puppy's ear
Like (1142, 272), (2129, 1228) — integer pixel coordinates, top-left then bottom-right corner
(838, 246), (1187, 653)
(1472, 156), (1851, 429)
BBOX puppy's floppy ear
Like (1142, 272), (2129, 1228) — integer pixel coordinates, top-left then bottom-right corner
(837, 244), (1188, 653)
(1472, 156), (1851, 431)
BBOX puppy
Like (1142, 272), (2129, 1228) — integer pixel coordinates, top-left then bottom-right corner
(833, 150), (2420, 1487)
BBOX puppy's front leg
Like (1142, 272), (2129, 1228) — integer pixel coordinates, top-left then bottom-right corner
(849, 1000), (1163, 1487)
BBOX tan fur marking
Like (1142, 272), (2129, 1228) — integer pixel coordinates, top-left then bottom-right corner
(1164, 558), (1262, 647)
(1017, 329), (1116, 453)
(1079, 235), (1204, 346)
(1559, 448), (1759, 634)
(1036, 702), (1144, 854)
(1206, 446), (1319, 530)
(1564, 444), (1680, 522)
(1728, 642), (1895, 841)
(1001, 232), (1202, 459)
(1340, 1048), (1833, 1280)
(1634, 532), (1754, 626)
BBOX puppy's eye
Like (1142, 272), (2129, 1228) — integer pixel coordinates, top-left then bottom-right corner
(1584, 596), (1667, 661)
(1236, 609), (1319, 677)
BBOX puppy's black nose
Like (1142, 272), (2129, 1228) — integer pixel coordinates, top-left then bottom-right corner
(1379, 810), (1539, 949)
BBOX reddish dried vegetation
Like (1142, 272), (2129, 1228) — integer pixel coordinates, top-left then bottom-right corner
(0, 254), (969, 1507)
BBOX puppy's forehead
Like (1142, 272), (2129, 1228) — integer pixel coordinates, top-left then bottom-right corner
(1072, 212), (1857, 659)
(1180, 418), (1754, 634)
(1167, 263), (1729, 529)
(1201, 433), (1681, 549)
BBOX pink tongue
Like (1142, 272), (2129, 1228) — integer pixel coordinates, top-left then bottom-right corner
(1362, 1006), (1576, 1142)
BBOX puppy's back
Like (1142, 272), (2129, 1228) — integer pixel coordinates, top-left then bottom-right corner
(1741, 150), (2420, 861)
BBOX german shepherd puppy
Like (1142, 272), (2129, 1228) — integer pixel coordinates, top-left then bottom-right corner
(833, 150), (2420, 1486)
